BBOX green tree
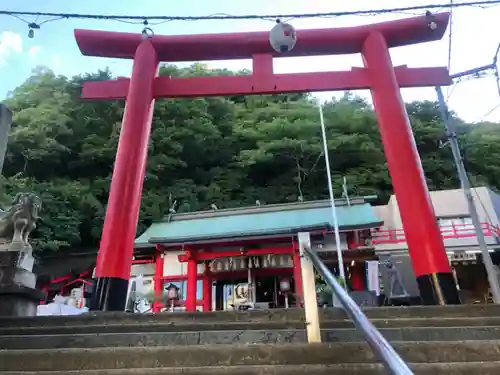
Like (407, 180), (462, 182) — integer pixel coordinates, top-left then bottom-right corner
(3, 65), (499, 253)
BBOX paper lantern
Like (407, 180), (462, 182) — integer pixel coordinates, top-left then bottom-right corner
(269, 21), (297, 53)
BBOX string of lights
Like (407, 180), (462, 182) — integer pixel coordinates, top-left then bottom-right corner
(2, 0), (499, 24)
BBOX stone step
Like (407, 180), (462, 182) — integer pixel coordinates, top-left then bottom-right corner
(0, 362), (499, 375)
(0, 341), (499, 371)
(3, 327), (500, 349)
(2, 316), (500, 336)
(3, 305), (500, 327)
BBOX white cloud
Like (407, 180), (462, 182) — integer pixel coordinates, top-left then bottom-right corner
(28, 46), (41, 60)
(0, 31), (22, 67)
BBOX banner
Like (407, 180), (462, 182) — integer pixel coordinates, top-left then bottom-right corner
(366, 261), (380, 296)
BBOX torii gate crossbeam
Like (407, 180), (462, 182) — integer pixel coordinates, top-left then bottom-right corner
(76, 12), (461, 311)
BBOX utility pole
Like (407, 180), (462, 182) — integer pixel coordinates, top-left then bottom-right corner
(435, 53), (500, 302)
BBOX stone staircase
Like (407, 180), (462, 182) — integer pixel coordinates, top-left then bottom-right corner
(0, 305), (500, 374)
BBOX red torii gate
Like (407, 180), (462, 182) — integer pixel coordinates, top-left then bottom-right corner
(76, 12), (460, 311)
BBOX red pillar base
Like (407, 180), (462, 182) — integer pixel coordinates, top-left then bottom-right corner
(90, 277), (129, 311)
(417, 273), (460, 305)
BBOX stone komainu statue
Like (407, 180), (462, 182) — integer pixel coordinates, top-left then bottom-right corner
(0, 192), (42, 252)
(0, 192), (43, 316)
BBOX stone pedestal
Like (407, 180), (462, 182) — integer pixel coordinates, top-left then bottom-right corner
(0, 251), (43, 316)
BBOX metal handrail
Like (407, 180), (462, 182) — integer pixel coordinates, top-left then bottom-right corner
(303, 246), (413, 375)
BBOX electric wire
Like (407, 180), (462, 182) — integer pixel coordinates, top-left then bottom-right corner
(447, 0), (454, 73)
(446, 0), (455, 99)
(447, 83), (459, 100)
(1, 0), (499, 23)
(476, 103), (500, 121)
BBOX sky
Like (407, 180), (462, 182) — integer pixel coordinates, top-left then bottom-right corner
(1, 0), (499, 123)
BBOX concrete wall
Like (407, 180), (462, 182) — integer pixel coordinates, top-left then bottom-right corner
(312, 233), (348, 252)
(382, 187), (494, 227)
(163, 251), (205, 276)
(372, 205), (395, 229)
(130, 264), (155, 277)
(487, 189), (500, 226)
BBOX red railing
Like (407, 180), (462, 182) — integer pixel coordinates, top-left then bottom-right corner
(371, 222), (500, 245)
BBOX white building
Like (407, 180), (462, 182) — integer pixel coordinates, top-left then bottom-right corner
(372, 187), (500, 303)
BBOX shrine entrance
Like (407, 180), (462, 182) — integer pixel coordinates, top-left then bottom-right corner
(75, 12), (460, 311)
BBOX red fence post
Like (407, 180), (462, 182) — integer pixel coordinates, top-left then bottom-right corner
(362, 32), (460, 305)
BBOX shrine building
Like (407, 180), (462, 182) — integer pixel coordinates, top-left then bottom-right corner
(36, 187), (500, 309)
(132, 197), (382, 312)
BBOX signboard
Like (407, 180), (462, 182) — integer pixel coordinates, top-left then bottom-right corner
(209, 254), (293, 273)
(449, 252), (477, 263)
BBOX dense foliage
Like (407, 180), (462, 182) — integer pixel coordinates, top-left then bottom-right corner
(3, 64), (500, 252)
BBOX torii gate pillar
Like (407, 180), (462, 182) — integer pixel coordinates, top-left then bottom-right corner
(76, 13), (461, 311)
(90, 40), (158, 311)
(362, 32), (458, 305)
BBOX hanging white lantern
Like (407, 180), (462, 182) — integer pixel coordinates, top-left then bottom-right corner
(269, 20), (297, 53)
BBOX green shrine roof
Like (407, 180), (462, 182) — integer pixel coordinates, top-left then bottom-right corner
(135, 198), (382, 248)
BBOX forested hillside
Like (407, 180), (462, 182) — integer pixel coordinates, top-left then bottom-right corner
(3, 64), (500, 252)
